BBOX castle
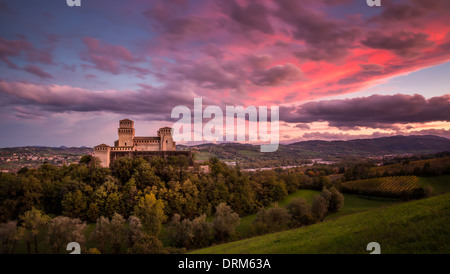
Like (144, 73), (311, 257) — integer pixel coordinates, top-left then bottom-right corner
(94, 119), (191, 167)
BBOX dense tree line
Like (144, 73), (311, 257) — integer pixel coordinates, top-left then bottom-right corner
(0, 156), (315, 224)
(0, 155), (321, 253)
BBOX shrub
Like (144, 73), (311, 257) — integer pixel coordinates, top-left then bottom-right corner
(191, 214), (213, 248)
(0, 221), (19, 254)
(328, 187), (344, 212)
(46, 216), (86, 254)
(286, 198), (314, 227)
(311, 196), (328, 221)
(251, 207), (292, 235)
(212, 203), (240, 242)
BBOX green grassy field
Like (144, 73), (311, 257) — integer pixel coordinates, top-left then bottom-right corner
(420, 175), (450, 195)
(191, 193), (450, 254)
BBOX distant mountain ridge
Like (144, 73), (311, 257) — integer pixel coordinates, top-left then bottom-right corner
(176, 135), (450, 163)
(286, 135), (450, 155)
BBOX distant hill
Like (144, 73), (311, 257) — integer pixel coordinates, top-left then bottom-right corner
(177, 135), (450, 166)
(287, 135), (450, 156)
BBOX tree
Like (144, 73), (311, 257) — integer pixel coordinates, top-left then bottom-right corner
(79, 155), (93, 165)
(134, 193), (166, 236)
(0, 175), (43, 222)
(46, 216), (86, 254)
(87, 202), (100, 222)
(127, 216), (144, 252)
(122, 179), (139, 218)
(270, 181), (288, 202)
(91, 176), (122, 218)
(320, 187), (332, 204)
(110, 157), (134, 185)
(286, 198), (314, 227)
(20, 208), (51, 254)
(169, 155), (189, 183)
(328, 187), (344, 212)
(209, 157), (224, 182)
(191, 214), (213, 249)
(108, 213), (127, 254)
(179, 179), (200, 219)
(88, 157), (102, 169)
(89, 216), (111, 254)
(0, 221), (19, 254)
(167, 214), (194, 248)
(251, 207), (291, 235)
(61, 190), (87, 219)
(311, 196), (328, 221)
(212, 203), (240, 242)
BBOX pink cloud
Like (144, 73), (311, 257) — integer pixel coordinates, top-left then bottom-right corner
(24, 65), (53, 79)
(0, 37), (32, 68)
(81, 37), (149, 76)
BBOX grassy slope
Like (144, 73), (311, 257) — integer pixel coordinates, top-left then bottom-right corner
(191, 193), (450, 254)
(236, 189), (397, 237)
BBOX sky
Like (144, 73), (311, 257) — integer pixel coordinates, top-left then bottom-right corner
(0, 0), (449, 147)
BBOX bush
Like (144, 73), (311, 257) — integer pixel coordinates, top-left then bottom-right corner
(311, 196), (328, 221)
(212, 203), (240, 242)
(0, 221), (19, 254)
(286, 198), (315, 227)
(46, 216), (86, 254)
(328, 187), (344, 212)
(167, 214), (194, 248)
(191, 214), (213, 249)
(251, 207), (291, 235)
(168, 213), (213, 249)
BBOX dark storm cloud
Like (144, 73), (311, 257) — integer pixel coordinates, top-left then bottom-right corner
(218, 0), (274, 34)
(251, 63), (303, 86)
(274, 0), (362, 62)
(280, 94), (450, 129)
(362, 31), (433, 57)
(295, 123), (310, 130)
(370, 0), (450, 24)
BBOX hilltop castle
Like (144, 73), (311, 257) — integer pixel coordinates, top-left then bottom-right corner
(94, 119), (191, 167)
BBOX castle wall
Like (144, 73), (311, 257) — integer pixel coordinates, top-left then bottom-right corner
(94, 147), (111, 167)
(134, 143), (160, 151)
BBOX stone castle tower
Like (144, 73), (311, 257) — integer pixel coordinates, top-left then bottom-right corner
(117, 119), (135, 147)
(94, 119), (181, 168)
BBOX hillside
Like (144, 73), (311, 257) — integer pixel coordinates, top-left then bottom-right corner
(178, 135), (450, 167)
(191, 193), (450, 254)
(289, 135), (450, 156)
(0, 146), (93, 172)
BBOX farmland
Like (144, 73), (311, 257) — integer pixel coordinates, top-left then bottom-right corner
(340, 176), (427, 198)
